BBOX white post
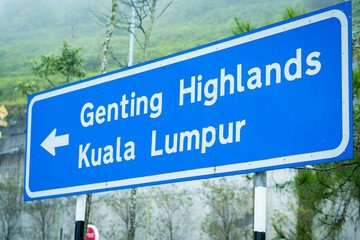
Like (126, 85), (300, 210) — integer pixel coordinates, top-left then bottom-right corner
(75, 195), (86, 240)
(128, 2), (136, 67)
(254, 171), (266, 240)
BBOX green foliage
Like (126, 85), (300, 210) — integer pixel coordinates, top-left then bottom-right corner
(154, 186), (193, 240)
(0, 77), (27, 104)
(16, 80), (40, 96)
(104, 189), (146, 240)
(55, 41), (85, 83)
(0, 0), (343, 104)
(232, 18), (255, 35)
(0, 175), (23, 240)
(293, 170), (324, 239)
(282, 8), (306, 20)
(16, 41), (85, 96)
(272, 212), (292, 240)
(201, 178), (252, 240)
(353, 66), (360, 93)
(24, 199), (57, 240)
(30, 55), (58, 86)
(231, 6), (306, 37)
(272, 222), (289, 240)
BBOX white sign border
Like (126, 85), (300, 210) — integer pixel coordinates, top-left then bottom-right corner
(25, 8), (350, 199)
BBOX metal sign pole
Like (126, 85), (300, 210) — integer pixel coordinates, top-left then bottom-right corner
(128, 1), (136, 67)
(74, 195), (86, 240)
(254, 171), (266, 240)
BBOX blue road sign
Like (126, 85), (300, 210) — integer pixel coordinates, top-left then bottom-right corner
(25, 2), (352, 200)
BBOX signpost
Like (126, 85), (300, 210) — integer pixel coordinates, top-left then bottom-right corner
(25, 2), (352, 201)
(86, 224), (99, 240)
(0, 105), (8, 139)
(0, 105), (8, 127)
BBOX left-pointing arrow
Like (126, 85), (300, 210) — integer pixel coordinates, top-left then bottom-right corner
(41, 129), (69, 156)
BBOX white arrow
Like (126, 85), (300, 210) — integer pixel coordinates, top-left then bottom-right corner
(41, 128), (69, 156)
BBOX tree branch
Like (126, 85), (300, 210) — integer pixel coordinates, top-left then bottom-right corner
(294, 162), (358, 172)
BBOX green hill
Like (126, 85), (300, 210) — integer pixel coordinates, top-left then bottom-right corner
(0, 0), (341, 104)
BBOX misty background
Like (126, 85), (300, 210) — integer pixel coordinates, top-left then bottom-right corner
(0, 0), (341, 104)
